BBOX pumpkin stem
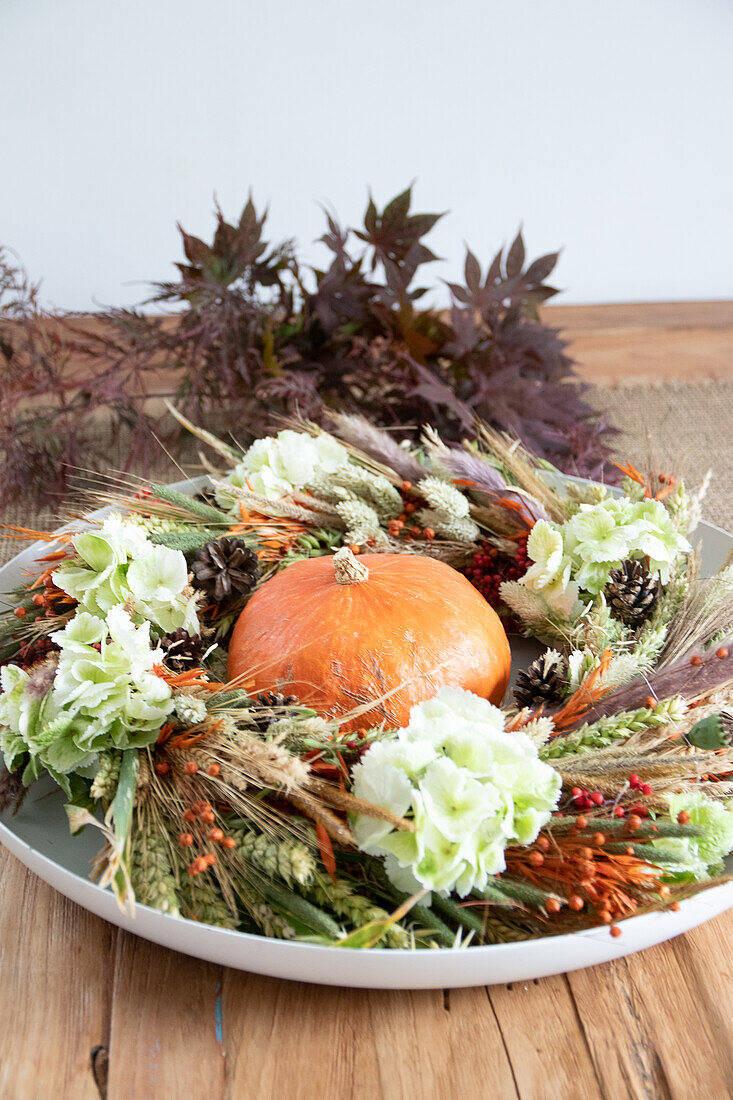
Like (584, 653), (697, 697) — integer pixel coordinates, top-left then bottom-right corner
(333, 547), (369, 586)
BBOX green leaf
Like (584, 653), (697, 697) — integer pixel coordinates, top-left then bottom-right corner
(111, 749), (139, 851)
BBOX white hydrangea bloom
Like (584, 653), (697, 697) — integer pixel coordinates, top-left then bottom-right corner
(228, 430), (348, 500)
(351, 687), (561, 897)
(0, 608), (173, 792)
(518, 495), (692, 607)
(53, 518), (198, 636)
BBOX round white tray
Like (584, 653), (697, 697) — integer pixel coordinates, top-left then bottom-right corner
(1, 479), (731, 989)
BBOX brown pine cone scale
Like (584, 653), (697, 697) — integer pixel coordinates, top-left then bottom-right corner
(192, 537), (260, 604)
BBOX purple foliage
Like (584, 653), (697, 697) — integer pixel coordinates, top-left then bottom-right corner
(0, 188), (615, 503)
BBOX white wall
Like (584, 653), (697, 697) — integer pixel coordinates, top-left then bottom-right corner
(3, 0), (733, 310)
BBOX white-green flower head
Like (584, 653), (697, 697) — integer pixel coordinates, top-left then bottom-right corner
(229, 430), (348, 500)
(350, 687), (562, 897)
(53, 514), (197, 635)
(519, 520), (580, 617)
(0, 608), (173, 792)
(51, 606), (173, 750)
(522, 498), (692, 600)
(652, 791), (733, 879)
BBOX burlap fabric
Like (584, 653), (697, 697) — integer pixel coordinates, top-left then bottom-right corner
(2, 380), (731, 567)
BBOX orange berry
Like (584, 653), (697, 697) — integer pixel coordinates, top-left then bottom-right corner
(716, 647), (729, 659)
(690, 655), (703, 667)
(187, 863), (200, 877)
(182, 808), (196, 823)
(221, 836), (237, 849)
(201, 810), (216, 825)
(32, 593), (44, 606)
(593, 833), (606, 847)
(627, 815), (643, 831)
(536, 836), (550, 852)
(568, 895), (584, 911)
(401, 481), (412, 492)
(645, 696), (657, 709)
(349, 544), (361, 555)
(670, 901), (680, 912)
(625, 846), (635, 856)
(658, 885), (670, 897)
(13, 607), (26, 619)
(576, 816), (589, 829)
(195, 856), (208, 872)
(677, 810), (690, 825)
(424, 527), (435, 540)
(207, 764), (220, 777)
(545, 898), (561, 914)
(409, 526), (421, 537)
(610, 925), (622, 938)
(529, 851), (544, 868)
(154, 761), (170, 775)
(598, 910), (612, 923)
(208, 828), (224, 843)
(204, 852), (216, 866)
(580, 847), (595, 861)
(183, 761), (198, 775)
(179, 833), (194, 847)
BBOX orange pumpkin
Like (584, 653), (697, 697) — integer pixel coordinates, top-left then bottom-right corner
(228, 548), (511, 731)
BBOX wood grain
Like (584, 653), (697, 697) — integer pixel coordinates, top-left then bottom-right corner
(543, 300), (733, 386)
(0, 846), (113, 1099)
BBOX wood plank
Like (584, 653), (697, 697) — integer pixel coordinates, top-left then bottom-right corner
(0, 848), (113, 1099)
(542, 301), (733, 386)
(486, 974), (603, 1099)
(220, 974), (518, 1099)
(106, 934), (225, 1100)
(566, 913), (733, 1100)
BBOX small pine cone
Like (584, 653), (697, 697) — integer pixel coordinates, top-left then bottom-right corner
(513, 650), (566, 709)
(251, 691), (299, 732)
(194, 485), (219, 510)
(192, 537), (260, 604)
(159, 628), (204, 671)
(606, 559), (659, 626)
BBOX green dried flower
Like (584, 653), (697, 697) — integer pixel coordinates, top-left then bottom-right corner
(129, 828), (180, 916)
(90, 752), (122, 803)
(229, 820), (315, 886)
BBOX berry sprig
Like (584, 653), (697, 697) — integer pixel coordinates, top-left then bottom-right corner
(465, 535), (529, 611)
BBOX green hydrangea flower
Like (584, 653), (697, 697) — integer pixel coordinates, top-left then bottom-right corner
(520, 496), (691, 605)
(0, 607), (173, 794)
(53, 513), (198, 636)
(350, 688), (561, 897)
(652, 791), (733, 879)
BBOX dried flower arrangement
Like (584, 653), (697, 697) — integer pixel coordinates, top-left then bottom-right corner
(0, 414), (731, 949)
(0, 187), (614, 506)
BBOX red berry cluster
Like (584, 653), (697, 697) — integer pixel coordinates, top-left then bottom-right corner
(571, 787), (605, 811)
(16, 637), (56, 671)
(465, 535), (530, 609)
(629, 773), (653, 797)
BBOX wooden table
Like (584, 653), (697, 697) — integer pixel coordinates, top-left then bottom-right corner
(2, 302), (733, 1099)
